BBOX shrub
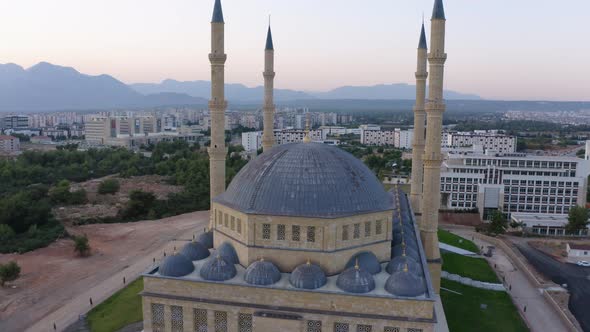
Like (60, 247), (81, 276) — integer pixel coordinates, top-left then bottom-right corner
(0, 224), (16, 241)
(68, 189), (88, 205)
(49, 180), (72, 204)
(73, 234), (91, 257)
(98, 179), (120, 195)
(0, 261), (21, 286)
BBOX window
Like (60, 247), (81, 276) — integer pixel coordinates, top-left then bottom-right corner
(342, 225), (349, 241)
(277, 224), (286, 240)
(353, 223), (361, 239)
(292, 225), (301, 241)
(237, 219), (242, 234)
(230, 216), (235, 231)
(218, 211), (223, 225)
(262, 223), (271, 240)
(214, 311), (227, 332)
(364, 222), (371, 237)
(194, 309), (208, 332)
(238, 313), (253, 332)
(407, 329), (423, 332)
(375, 220), (383, 235)
(357, 325), (372, 332)
(307, 320), (322, 332)
(334, 323), (349, 332)
(151, 303), (165, 332)
(224, 214), (228, 227)
(384, 328), (400, 332)
(171, 305), (184, 332)
(307, 226), (316, 243)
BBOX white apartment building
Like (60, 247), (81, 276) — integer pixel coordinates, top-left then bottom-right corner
(396, 129), (414, 150)
(274, 129), (322, 145)
(440, 151), (590, 220)
(0, 135), (20, 154)
(444, 130), (517, 153)
(360, 127), (413, 149)
(319, 126), (360, 140)
(242, 131), (263, 152)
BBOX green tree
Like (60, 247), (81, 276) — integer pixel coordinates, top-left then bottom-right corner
(0, 261), (21, 286)
(488, 211), (508, 235)
(68, 189), (88, 205)
(73, 234), (91, 257)
(49, 180), (71, 204)
(0, 224), (16, 241)
(98, 179), (120, 195)
(565, 206), (589, 235)
(119, 190), (157, 220)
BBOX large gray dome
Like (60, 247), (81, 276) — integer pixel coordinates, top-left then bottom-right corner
(200, 255), (237, 281)
(345, 251), (382, 275)
(385, 269), (426, 297)
(159, 253), (195, 277)
(244, 259), (282, 286)
(214, 143), (393, 218)
(181, 241), (210, 261)
(289, 262), (327, 290)
(336, 266), (376, 294)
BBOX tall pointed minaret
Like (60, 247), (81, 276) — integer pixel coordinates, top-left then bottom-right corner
(410, 22), (428, 219)
(261, 22), (276, 152)
(421, 0), (446, 293)
(208, 0), (227, 229)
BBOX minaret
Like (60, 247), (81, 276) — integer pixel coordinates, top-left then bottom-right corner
(261, 22), (276, 151)
(421, 0), (446, 293)
(409, 22), (428, 218)
(208, 0), (227, 229)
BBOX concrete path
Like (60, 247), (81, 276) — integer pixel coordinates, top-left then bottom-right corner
(25, 214), (209, 332)
(439, 242), (478, 256)
(450, 229), (570, 332)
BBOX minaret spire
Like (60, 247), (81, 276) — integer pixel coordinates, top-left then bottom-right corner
(410, 22), (428, 216)
(421, 0), (447, 293)
(261, 19), (276, 151)
(208, 0), (228, 230)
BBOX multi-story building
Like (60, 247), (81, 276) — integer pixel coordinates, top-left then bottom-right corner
(0, 135), (20, 154)
(360, 127), (414, 148)
(274, 129), (322, 145)
(242, 131), (263, 152)
(440, 151), (590, 220)
(1, 115), (29, 130)
(396, 129), (414, 150)
(444, 130), (517, 153)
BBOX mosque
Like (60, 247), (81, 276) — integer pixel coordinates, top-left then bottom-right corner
(141, 0), (448, 331)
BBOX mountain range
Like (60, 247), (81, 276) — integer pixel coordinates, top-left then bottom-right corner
(0, 62), (480, 112)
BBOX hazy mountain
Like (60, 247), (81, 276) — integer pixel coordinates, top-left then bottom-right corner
(131, 79), (313, 102)
(311, 83), (481, 100)
(0, 62), (206, 112)
(132, 80), (481, 102)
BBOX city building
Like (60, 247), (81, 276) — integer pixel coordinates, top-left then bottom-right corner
(566, 243), (590, 259)
(1, 115), (29, 130)
(443, 130), (517, 153)
(242, 131), (262, 152)
(360, 128), (414, 148)
(511, 213), (589, 237)
(0, 135), (20, 154)
(141, 1), (448, 331)
(274, 129), (322, 145)
(441, 151), (590, 220)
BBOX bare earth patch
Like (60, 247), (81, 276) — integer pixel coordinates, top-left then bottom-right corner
(0, 211), (208, 332)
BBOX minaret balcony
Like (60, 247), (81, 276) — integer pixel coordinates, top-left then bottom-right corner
(209, 53), (227, 64)
(209, 100), (228, 110)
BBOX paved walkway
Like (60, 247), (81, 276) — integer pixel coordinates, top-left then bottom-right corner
(25, 216), (208, 332)
(450, 229), (570, 332)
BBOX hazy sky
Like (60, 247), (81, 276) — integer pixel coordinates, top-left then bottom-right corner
(1, 0), (589, 101)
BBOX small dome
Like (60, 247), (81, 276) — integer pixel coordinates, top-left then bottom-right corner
(244, 259), (282, 286)
(289, 261), (327, 290)
(200, 255), (237, 281)
(385, 268), (426, 297)
(392, 244), (420, 261)
(198, 231), (214, 249)
(386, 255), (422, 275)
(393, 233), (417, 247)
(336, 265), (375, 294)
(159, 253), (195, 277)
(345, 252), (382, 275)
(217, 242), (239, 264)
(181, 241), (210, 261)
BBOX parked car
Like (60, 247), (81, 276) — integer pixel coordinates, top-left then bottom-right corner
(576, 261), (590, 267)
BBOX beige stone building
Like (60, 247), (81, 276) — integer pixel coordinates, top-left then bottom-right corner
(142, 0), (448, 331)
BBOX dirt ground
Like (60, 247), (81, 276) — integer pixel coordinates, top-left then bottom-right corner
(0, 211), (208, 332)
(54, 175), (182, 224)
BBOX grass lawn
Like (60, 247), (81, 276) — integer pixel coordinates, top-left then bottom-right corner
(441, 279), (528, 332)
(442, 252), (500, 283)
(87, 278), (143, 332)
(438, 229), (479, 253)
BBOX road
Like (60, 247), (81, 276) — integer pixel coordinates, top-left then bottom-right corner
(516, 243), (590, 332)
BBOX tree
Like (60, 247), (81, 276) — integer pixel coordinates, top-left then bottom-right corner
(49, 180), (71, 204)
(488, 210), (508, 235)
(0, 224), (15, 241)
(73, 234), (91, 257)
(98, 179), (120, 195)
(565, 206), (589, 235)
(0, 261), (21, 286)
(119, 190), (157, 220)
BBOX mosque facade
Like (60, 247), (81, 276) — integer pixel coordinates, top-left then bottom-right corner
(141, 0), (447, 331)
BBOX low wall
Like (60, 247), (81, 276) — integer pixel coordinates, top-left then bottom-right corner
(439, 212), (482, 227)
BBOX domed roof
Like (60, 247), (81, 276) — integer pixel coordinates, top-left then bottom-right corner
(345, 252), (382, 275)
(393, 233), (417, 247)
(385, 268), (426, 297)
(393, 223), (414, 235)
(159, 253), (195, 277)
(200, 255), (237, 281)
(181, 241), (210, 261)
(244, 259), (282, 286)
(386, 255), (422, 275)
(198, 231), (214, 249)
(336, 265), (376, 294)
(289, 261), (327, 290)
(216, 242), (239, 264)
(214, 143), (393, 218)
(392, 243), (420, 261)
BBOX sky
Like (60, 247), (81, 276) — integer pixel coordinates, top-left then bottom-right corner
(1, 0), (589, 101)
